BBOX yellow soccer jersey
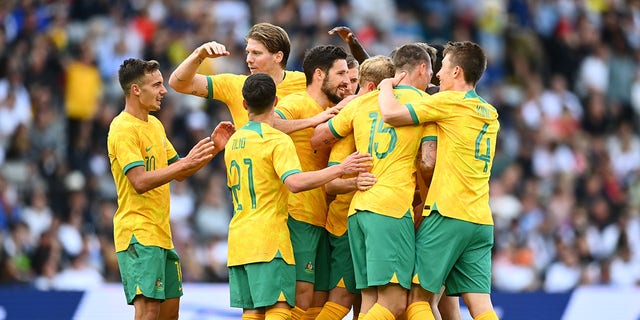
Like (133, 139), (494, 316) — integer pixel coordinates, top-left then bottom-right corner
(405, 89), (500, 225)
(207, 71), (306, 128)
(275, 92), (331, 226)
(224, 121), (302, 266)
(326, 135), (356, 236)
(107, 112), (179, 252)
(328, 86), (428, 219)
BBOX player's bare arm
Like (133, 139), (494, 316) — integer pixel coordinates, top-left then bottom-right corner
(329, 26), (369, 64)
(377, 72), (415, 126)
(169, 41), (231, 98)
(284, 152), (372, 193)
(272, 107), (339, 134)
(310, 122), (341, 149)
(325, 170), (377, 194)
(126, 137), (215, 193)
(420, 140), (437, 186)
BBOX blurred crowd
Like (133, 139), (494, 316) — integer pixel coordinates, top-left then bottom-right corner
(0, 0), (639, 293)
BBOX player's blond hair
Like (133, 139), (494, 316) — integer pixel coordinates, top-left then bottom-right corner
(358, 55), (395, 88)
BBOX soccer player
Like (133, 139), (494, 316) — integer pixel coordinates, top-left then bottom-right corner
(346, 55), (360, 95)
(107, 58), (234, 320)
(168, 22), (306, 128)
(311, 43), (434, 320)
(315, 55), (396, 320)
(224, 73), (372, 320)
(273, 44), (350, 320)
(377, 41), (500, 320)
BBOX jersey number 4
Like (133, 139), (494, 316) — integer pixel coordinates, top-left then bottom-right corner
(474, 123), (491, 173)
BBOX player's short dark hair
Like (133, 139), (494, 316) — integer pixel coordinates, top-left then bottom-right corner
(391, 43), (431, 73)
(118, 58), (160, 95)
(302, 45), (348, 85)
(443, 41), (487, 86)
(346, 55), (359, 69)
(242, 73), (277, 115)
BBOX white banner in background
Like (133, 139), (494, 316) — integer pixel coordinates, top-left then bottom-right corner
(74, 283), (243, 320)
(562, 286), (640, 320)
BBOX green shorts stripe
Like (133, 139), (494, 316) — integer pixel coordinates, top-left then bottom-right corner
(228, 258), (295, 309)
(414, 212), (494, 295)
(348, 210), (415, 290)
(288, 215), (327, 284)
(116, 236), (183, 305)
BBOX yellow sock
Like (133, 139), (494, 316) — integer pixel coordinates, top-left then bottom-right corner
(242, 313), (265, 320)
(358, 313), (366, 319)
(266, 307), (292, 320)
(406, 301), (434, 320)
(302, 306), (322, 320)
(291, 306), (306, 320)
(474, 310), (498, 320)
(316, 301), (350, 320)
(362, 303), (394, 320)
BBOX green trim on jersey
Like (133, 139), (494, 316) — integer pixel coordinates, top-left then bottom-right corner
(274, 109), (287, 119)
(421, 135), (437, 143)
(206, 76), (213, 100)
(281, 169), (302, 183)
(123, 161), (144, 175)
(168, 154), (179, 164)
(243, 121), (264, 138)
(406, 103), (420, 125)
(327, 119), (344, 138)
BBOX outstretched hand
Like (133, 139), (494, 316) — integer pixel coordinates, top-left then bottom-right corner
(340, 152), (373, 176)
(211, 121), (235, 154)
(328, 26), (356, 44)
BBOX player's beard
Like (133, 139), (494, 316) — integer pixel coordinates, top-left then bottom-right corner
(321, 77), (345, 105)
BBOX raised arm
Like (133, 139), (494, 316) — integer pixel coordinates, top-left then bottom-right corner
(329, 26), (370, 64)
(169, 41), (231, 97)
(284, 152), (372, 193)
(377, 72), (415, 126)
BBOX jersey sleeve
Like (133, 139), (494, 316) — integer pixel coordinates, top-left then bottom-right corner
(209, 74), (245, 101)
(327, 102), (356, 138)
(328, 135), (356, 166)
(273, 136), (303, 182)
(405, 93), (453, 124)
(274, 96), (299, 120)
(111, 129), (144, 174)
(421, 123), (437, 144)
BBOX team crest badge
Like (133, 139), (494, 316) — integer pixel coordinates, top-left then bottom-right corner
(305, 261), (314, 274)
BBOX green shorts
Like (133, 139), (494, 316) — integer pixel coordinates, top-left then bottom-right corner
(228, 258), (295, 309)
(315, 230), (331, 291)
(116, 236), (183, 305)
(288, 216), (328, 285)
(414, 212), (493, 295)
(348, 210), (415, 290)
(328, 232), (359, 294)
